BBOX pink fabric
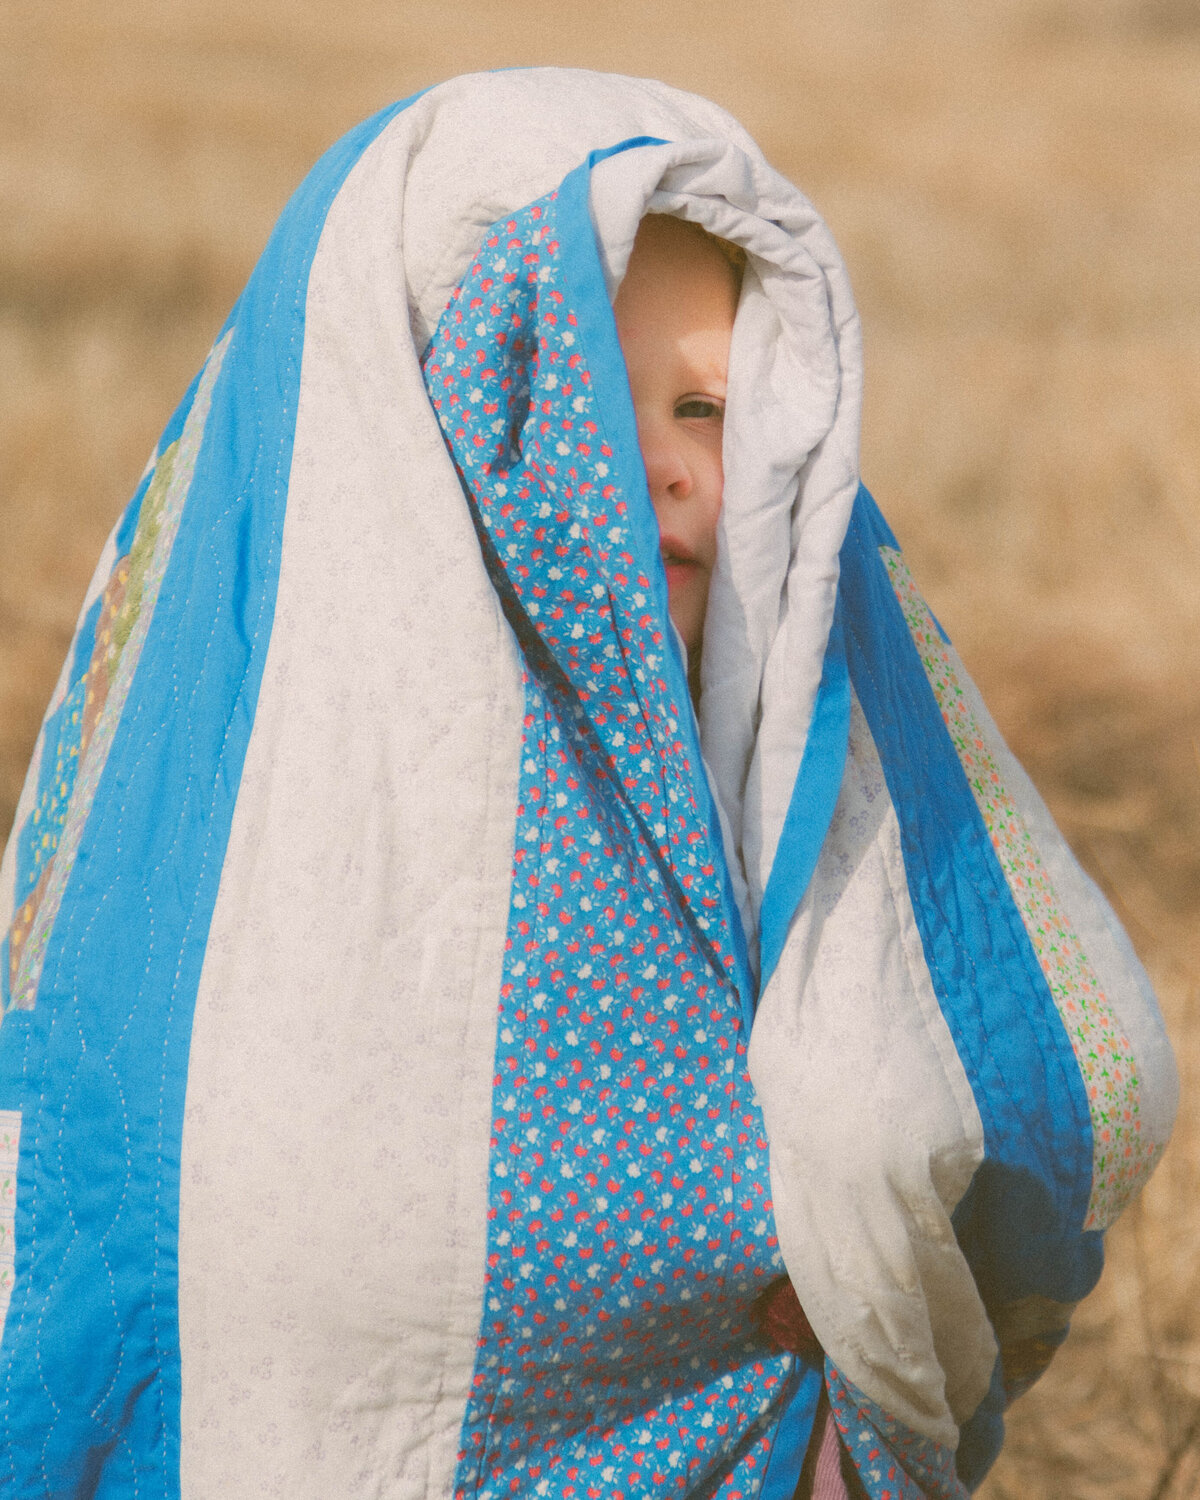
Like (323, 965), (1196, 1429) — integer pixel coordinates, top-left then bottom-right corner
(810, 1403), (852, 1500)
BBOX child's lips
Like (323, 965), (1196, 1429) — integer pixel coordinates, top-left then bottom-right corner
(660, 537), (700, 584)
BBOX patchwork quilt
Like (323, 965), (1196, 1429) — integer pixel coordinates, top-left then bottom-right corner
(0, 69), (1177, 1500)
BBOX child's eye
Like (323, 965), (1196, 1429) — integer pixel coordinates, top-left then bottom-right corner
(674, 397), (724, 422)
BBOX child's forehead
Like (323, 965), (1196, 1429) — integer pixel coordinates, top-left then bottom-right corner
(617, 215), (742, 333)
(625, 214), (742, 292)
(613, 217), (737, 396)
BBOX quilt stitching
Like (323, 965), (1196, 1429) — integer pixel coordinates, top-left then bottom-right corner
(4, 336), (230, 1017)
(0, 1113), (18, 1340)
(880, 544), (1157, 1231)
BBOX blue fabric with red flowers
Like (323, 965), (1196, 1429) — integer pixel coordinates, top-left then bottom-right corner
(420, 149), (971, 1500)
(422, 169), (802, 1500)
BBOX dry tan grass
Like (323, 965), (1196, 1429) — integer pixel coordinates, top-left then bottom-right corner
(2, 3), (1198, 1494)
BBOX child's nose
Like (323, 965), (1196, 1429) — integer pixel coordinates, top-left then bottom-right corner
(639, 418), (692, 502)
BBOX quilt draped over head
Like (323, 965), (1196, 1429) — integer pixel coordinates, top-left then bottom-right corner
(0, 68), (1177, 1500)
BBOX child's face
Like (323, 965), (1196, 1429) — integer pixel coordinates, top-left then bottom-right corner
(613, 217), (738, 656)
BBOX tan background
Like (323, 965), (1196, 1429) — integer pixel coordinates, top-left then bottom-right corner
(2, 2), (1198, 1494)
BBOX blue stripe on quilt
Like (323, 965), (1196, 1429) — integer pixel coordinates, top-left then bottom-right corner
(839, 484), (1103, 1483)
(842, 484), (1097, 1282)
(0, 94), (422, 1499)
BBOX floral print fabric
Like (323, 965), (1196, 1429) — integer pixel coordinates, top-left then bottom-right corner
(423, 189), (798, 1497)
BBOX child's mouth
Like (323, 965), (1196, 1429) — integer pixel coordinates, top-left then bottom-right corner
(660, 539), (698, 582)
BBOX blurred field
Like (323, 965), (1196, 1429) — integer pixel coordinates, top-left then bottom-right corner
(2, 1), (1198, 1494)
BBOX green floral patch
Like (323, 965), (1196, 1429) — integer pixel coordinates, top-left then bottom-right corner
(4, 333), (228, 1015)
